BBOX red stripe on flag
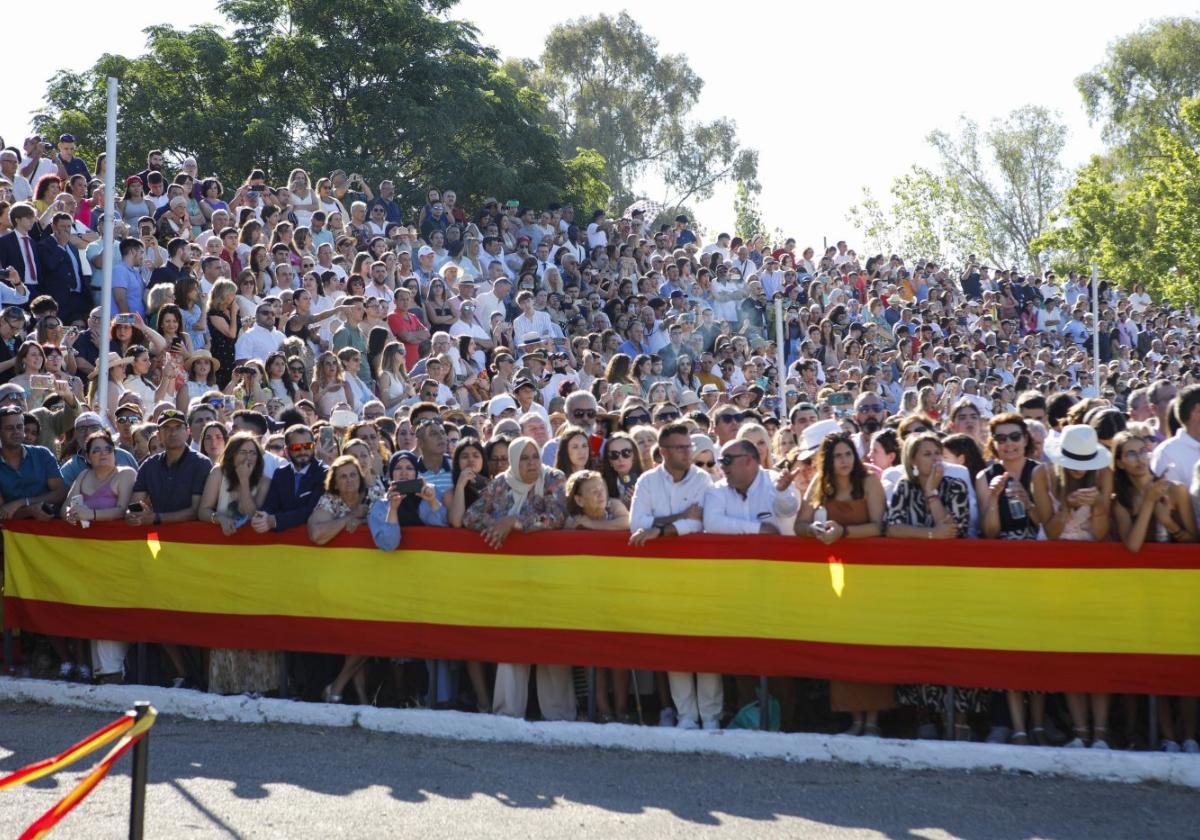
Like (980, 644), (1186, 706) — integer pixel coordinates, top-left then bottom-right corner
(5, 598), (1196, 694)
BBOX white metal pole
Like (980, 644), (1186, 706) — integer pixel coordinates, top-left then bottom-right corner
(774, 297), (787, 420)
(1090, 264), (1100, 393)
(96, 77), (118, 420)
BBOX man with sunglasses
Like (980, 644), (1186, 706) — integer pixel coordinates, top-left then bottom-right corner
(540, 391), (599, 466)
(254, 425), (327, 533)
(851, 393), (888, 457)
(703, 439), (800, 537)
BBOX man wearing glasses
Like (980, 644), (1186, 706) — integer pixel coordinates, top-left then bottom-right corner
(254, 425), (327, 533)
(627, 422), (714, 728)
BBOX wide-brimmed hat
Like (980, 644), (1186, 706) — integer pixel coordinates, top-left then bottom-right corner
(797, 419), (842, 460)
(1044, 424), (1111, 471)
(88, 352), (136, 379)
(184, 349), (220, 373)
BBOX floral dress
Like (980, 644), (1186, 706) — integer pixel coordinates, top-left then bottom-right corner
(462, 470), (568, 534)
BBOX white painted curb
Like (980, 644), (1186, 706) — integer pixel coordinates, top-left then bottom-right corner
(2, 677), (1197, 789)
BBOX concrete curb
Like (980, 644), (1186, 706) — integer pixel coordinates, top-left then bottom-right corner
(2, 676), (1197, 789)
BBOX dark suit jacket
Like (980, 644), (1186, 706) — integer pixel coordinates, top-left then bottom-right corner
(263, 460), (328, 531)
(0, 229), (42, 283)
(35, 234), (84, 306)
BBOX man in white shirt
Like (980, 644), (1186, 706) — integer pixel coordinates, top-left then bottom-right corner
(512, 290), (554, 340)
(585, 209), (608, 250)
(234, 302), (286, 362)
(628, 423), (714, 729)
(1151, 385), (1200, 491)
(448, 301), (493, 353)
(703, 440), (800, 537)
(475, 275), (511, 326)
(0, 150), (32, 201)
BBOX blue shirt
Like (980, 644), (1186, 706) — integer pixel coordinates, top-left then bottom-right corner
(112, 261), (147, 317)
(132, 447), (211, 514)
(0, 445), (63, 503)
(60, 447), (140, 488)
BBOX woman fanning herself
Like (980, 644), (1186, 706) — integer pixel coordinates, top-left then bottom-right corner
(795, 433), (888, 736)
(1031, 424), (1113, 749)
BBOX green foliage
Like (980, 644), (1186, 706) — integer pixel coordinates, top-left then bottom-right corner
(1076, 17), (1200, 166)
(528, 12), (757, 210)
(926, 105), (1066, 273)
(560, 147), (611, 215)
(846, 166), (990, 264)
(33, 0), (574, 208)
(733, 181), (764, 241)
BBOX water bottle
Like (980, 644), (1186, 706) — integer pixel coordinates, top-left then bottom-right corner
(813, 506), (827, 526)
(1006, 482), (1026, 520)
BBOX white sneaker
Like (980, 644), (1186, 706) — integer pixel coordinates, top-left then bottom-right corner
(1162, 739), (1181, 753)
(1183, 739), (1199, 754)
(675, 717), (699, 731)
(75, 665), (92, 682)
(1064, 737), (1086, 749)
(58, 662), (72, 679)
(702, 718), (721, 732)
(658, 708), (677, 728)
(1090, 739), (1110, 750)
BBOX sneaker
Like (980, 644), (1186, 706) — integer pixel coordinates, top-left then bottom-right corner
(1162, 739), (1181, 753)
(1183, 739), (1200, 754)
(75, 665), (92, 682)
(675, 717), (699, 731)
(658, 707), (677, 728)
(58, 662), (73, 680)
(701, 719), (721, 732)
(986, 725), (1012, 744)
(170, 676), (187, 689)
(1090, 739), (1110, 750)
(1064, 737), (1086, 749)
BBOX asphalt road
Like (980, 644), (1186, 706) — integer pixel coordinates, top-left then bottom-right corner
(0, 702), (1195, 839)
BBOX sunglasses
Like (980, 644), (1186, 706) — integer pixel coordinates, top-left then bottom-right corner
(571, 409), (597, 420)
(288, 442), (316, 453)
(694, 458), (716, 468)
(719, 453), (751, 467)
(88, 444), (115, 455)
(991, 431), (1025, 443)
(626, 414), (651, 425)
(857, 404), (884, 412)
(115, 415), (141, 424)
(716, 413), (743, 424)
(607, 448), (635, 461)
(655, 411), (681, 422)
(266, 444), (286, 453)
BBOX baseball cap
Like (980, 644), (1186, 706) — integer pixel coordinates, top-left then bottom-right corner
(488, 394), (518, 416)
(58, 134), (76, 144)
(157, 409), (187, 426)
(73, 411), (104, 429)
(417, 245), (435, 258)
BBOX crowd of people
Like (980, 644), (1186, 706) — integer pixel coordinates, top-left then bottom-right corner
(1, 133), (1199, 751)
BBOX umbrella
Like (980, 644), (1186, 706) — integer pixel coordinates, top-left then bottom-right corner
(622, 199), (663, 221)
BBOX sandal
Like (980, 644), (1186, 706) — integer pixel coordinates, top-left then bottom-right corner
(1010, 730), (1029, 745)
(321, 684), (342, 704)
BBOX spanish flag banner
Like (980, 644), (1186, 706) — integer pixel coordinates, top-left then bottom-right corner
(4, 521), (1198, 694)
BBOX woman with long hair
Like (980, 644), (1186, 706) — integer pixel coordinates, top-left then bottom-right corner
(312, 351), (355, 418)
(264, 351), (298, 408)
(553, 424), (592, 478)
(1031, 424), (1113, 749)
(795, 433), (889, 735)
(206, 279), (240, 388)
(600, 431), (641, 508)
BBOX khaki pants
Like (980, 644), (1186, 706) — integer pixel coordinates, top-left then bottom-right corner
(492, 663), (576, 721)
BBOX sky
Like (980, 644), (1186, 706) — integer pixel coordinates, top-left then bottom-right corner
(5, 1), (1197, 249)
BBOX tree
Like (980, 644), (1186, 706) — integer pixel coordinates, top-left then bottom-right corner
(733, 181), (764, 241)
(560, 147), (611, 215)
(1076, 17), (1200, 166)
(847, 166), (990, 264)
(926, 105), (1067, 273)
(529, 12), (757, 209)
(34, 0), (575, 207)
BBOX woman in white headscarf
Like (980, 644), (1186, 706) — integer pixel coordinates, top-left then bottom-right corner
(462, 436), (574, 719)
(463, 436), (567, 547)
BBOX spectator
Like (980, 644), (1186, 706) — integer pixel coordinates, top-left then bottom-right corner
(255, 424), (327, 532)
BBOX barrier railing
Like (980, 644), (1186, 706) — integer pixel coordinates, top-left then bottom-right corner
(0, 701), (156, 839)
(2, 521), (1199, 694)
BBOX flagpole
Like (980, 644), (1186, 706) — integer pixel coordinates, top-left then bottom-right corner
(96, 77), (118, 420)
